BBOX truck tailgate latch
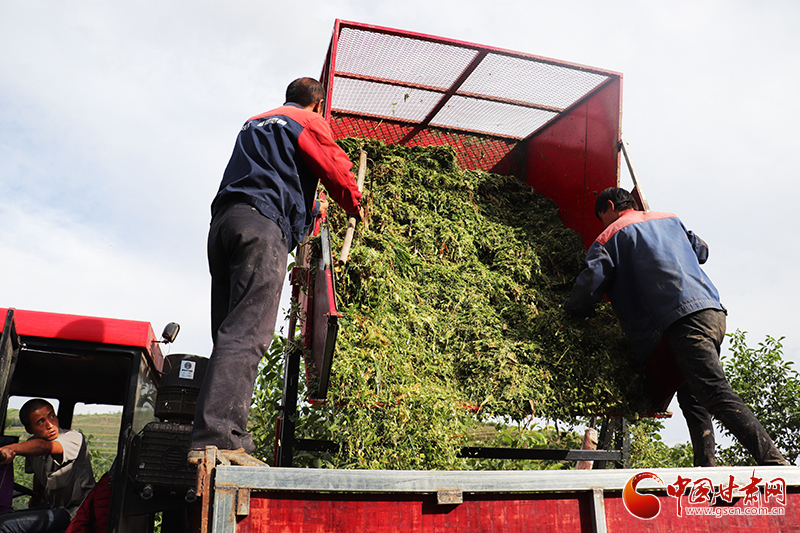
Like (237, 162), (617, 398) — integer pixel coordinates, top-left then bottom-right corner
(437, 489), (463, 505)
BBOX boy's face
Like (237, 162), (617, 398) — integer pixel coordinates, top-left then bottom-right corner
(25, 405), (60, 441)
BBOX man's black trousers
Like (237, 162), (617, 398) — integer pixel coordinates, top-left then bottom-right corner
(191, 203), (288, 453)
(667, 308), (786, 466)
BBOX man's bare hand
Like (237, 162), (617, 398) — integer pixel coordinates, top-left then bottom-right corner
(0, 447), (16, 465)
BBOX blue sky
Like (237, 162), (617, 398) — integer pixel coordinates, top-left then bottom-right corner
(2, 1), (798, 443)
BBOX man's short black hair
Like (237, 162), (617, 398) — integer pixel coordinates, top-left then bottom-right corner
(595, 187), (636, 218)
(20, 398), (54, 428)
(285, 77), (325, 108)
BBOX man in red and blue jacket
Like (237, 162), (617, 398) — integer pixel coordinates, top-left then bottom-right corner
(189, 78), (362, 465)
(565, 187), (787, 467)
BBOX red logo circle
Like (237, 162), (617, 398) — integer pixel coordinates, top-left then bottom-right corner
(623, 472), (664, 520)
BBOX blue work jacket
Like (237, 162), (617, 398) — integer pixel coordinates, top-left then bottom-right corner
(212, 103), (361, 252)
(563, 210), (725, 363)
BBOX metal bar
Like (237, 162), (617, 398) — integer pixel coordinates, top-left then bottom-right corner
(620, 139), (650, 211)
(437, 489), (463, 505)
(333, 19), (623, 78)
(593, 417), (614, 470)
(334, 72), (565, 113)
(235, 488), (251, 517)
(456, 90), (565, 113)
(334, 71), (449, 94)
(214, 465), (800, 494)
(276, 269), (306, 467)
(321, 19), (342, 121)
(330, 108), (524, 141)
(590, 487), (608, 533)
(276, 341), (301, 467)
(399, 50), (489, 145)
(619, 418), (631, 469)
(198, 447), (218, 533)
(458, 447), (622, 461)
(212, 486), (237, 533)
(0, 309), (20, 434)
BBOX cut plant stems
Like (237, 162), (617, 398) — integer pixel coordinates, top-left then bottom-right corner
(305, 138), (650, 470)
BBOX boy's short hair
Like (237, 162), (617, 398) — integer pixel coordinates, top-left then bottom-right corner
(285, 77), (325, 108)
(595, 187), (636, 218)
(20, 398), (53, 428)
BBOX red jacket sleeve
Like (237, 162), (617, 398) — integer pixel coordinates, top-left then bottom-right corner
(65, 473), (111, 533)
(65, 484), (95, 533)
(297, 117), (361, 215)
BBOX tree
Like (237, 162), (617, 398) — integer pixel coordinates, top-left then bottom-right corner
(717, 330), (800, 465)
(629, 418), (693, 469)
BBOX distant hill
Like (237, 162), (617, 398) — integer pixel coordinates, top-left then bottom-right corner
(6, 409), (121, 443)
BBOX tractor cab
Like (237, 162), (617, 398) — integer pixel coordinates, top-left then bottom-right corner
(0, 308), (204, 533)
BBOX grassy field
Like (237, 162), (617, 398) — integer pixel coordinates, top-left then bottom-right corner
(5, 410), (122, 459)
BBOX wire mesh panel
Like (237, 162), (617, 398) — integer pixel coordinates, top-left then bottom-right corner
(323, 20), (620, 144)
(330, 78), (444, 123)
(460, 53), (611, 111)
(432, 95), (558, 139)
(335, 26), (478, 89)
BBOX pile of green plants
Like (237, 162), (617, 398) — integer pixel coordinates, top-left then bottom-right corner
(305, 139), (648, 469)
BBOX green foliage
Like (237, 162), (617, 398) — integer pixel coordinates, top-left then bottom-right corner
(249, 139), (699, 470)
(84, 433), (116, 478)
(629, 418), (693, 469)
(464, 419), (582, 471)
(332, 139), (647, 419)
(250, 335), (337, 467)
(10, 454), (32, 510)
(718, 330), (800, 465)
(272, 138), (655, 470)
(249, 343), (692, 470)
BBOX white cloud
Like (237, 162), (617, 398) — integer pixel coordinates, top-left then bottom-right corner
(0, 201), (211, 355)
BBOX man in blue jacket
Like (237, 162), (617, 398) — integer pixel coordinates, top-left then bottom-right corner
(189, 78), (362, 465)
(565, 187), (787, 466)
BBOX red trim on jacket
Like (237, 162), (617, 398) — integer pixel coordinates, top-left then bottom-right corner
(252, 105), (361, 215)
(596, 210), (677, 246)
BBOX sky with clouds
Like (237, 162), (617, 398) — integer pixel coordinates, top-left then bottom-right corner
(2, 1), (798, 443)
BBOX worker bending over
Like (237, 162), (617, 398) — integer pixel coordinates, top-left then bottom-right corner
(564, 187), (788, 467)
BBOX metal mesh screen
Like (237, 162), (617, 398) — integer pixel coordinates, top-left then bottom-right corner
(330, 78), (443, 123)
(460, 53), (610, 110)
(335, 27), (478, 89)
(327, 22), (618, 142)
(432, 95), (558, 138)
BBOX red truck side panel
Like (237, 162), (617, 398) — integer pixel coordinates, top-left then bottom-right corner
(238, 492), (592, 533)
